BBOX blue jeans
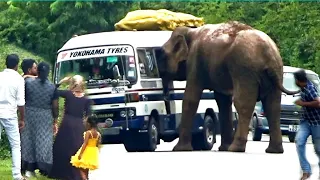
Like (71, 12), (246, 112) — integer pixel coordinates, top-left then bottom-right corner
(295, 120), (320, 174)
(0, 118), (23, 180)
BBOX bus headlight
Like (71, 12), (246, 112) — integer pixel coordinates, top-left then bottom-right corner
(120, 111), (126, 117)
(128, 110), (135, 117)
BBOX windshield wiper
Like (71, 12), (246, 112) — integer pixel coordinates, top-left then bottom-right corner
(86, 78), (130, 88)
(112, 79), (130, 86)
(87, 78), (112, 85)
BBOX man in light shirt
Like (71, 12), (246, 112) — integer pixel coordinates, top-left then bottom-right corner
(0, 54), (26, 180)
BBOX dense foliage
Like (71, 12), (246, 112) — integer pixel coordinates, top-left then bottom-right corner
(0, 1), (319, 159)
(1, 1), (319, 72)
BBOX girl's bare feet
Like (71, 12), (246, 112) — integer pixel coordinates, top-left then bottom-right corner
(300, 172), (311, 180)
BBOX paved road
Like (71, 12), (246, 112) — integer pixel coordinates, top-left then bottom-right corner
(89, 133), (319, 180)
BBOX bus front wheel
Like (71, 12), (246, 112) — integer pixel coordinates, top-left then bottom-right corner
(139, 117), (158, 152)
(192, 115), (216, 151)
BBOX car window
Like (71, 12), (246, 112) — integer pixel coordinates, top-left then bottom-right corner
(283, 72), (300, 91)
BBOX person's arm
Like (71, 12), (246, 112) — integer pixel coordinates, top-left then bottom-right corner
(304, 88), (320, 108)
(97, 134), (101, 147)
(55, 85), (70, 98)
(85, 99), (93, 117)
(296, 87), (320, 108)
(17, 78), (26, 128)
(52, 88), (59, 124)
(55, 77), (72, 98)
(78, 132), (90, 160)
(23, 75), (37, 79)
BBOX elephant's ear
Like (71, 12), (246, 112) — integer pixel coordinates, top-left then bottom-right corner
(173, 35), (189, 62)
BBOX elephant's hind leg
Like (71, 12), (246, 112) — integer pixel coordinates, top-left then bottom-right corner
(261, 89), (284, 154)
(215, 92), (234, 151)
(228, 79), (258, 152)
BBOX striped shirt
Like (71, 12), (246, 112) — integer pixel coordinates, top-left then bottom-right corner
(301, 80), (320, 126)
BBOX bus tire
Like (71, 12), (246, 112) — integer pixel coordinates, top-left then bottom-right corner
(138, 116), (158, 152)
(124, 142), (139, 152)
(288, 133), (296, 143)
(124, 131), (140, 152)
(192, 115), (216, 151)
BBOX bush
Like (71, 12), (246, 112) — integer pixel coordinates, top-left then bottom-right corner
(0, 129), (11, 160)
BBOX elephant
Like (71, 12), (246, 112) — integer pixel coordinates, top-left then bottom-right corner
(157, 21), (300, 153)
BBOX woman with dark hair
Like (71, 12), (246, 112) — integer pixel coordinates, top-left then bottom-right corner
(49, 75), (92, 180)
(20, 61), (59, 178)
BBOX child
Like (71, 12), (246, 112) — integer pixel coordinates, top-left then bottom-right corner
(70, 115), (101, 180)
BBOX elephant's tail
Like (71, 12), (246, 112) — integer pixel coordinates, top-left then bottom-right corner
(266, 61), (301, 96)
(277, 80), (301, 95)
(262, 36), (301, 95)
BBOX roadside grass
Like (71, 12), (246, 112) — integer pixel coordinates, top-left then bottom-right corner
(0, 159), (12, 180)
(0, 159), (51, 180)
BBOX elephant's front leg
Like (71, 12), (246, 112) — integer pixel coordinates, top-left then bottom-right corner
(215, 92), (234, 151)
(173, 80), (203, 151)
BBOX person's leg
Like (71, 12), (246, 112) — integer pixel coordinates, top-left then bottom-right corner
(85, 169), (89, 179)
(311, 125), (320, 177)
(0, 118), (23, 180)
(295, 120), (312, 178)
(79, 168), (88, 180)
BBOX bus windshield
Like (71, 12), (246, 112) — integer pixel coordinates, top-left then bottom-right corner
(55, 55), (137, 88)
(55, 45), (137, 88)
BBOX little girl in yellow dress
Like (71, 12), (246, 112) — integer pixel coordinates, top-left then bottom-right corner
(71, 115), (101, 180)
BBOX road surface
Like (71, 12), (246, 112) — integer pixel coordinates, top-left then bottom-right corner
(89, 133), (319, 180)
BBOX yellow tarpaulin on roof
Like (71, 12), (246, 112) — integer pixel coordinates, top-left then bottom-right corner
(114, 9), (205, 31)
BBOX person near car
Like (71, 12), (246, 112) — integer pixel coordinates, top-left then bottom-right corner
(293, 69), (320, 180)
(0, 54), (26, 180)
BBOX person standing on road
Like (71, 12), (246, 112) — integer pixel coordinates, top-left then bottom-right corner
(293, 69), (320, 180)
(0, 54), (26, 180)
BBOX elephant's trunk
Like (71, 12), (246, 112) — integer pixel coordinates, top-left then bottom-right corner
(161, 76), (172, 114)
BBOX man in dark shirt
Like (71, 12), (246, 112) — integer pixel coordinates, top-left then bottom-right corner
(294, 69), (320, 180)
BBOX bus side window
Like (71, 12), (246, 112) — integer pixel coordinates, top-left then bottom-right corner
(137, 49), (159, 79)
